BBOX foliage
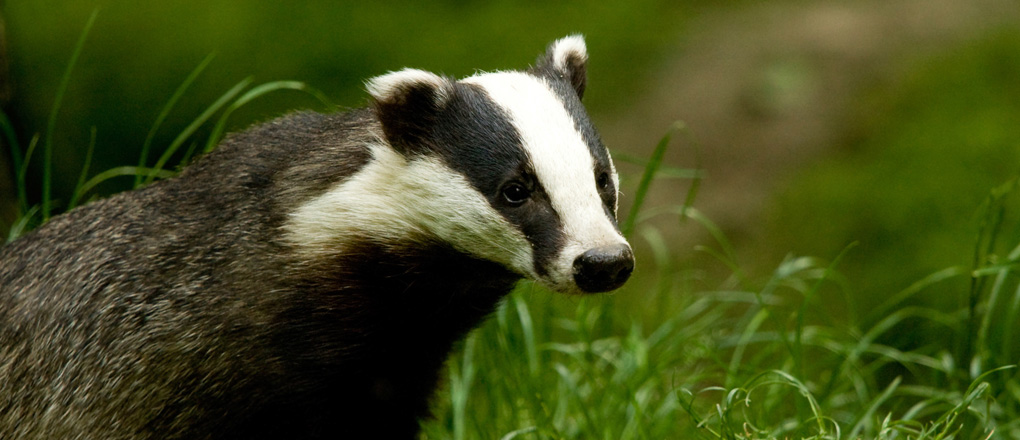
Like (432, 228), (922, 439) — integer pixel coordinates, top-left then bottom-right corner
(421, 131), (1020, 439)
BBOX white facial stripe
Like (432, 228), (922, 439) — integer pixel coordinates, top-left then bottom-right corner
(284, 144), (535, 277)
(464, 72), (628, 291)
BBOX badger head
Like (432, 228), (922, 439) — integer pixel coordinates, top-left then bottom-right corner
(287, 36), (633, 294)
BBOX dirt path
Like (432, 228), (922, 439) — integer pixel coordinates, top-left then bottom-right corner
(602, 0), (1019, 252)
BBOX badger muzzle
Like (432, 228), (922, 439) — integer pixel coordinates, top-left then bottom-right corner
(572, 243), (634, 293)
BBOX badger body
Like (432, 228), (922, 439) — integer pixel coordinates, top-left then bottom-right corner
(0, 36), (633, 439)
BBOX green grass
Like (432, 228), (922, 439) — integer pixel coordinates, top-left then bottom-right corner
(417, 125), (1020, 438)
(6, 19), (1020, 440)
(420, 170), (1020, 439)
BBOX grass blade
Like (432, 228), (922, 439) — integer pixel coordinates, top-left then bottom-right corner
(512, 294), (540, 378)
(450, 334), (477, 440)
(864, 266), (968, 325)
(43, 10), (97, 222)
(849, 376), (903, 439)
(497, 427), (538, 440)
(0, 110), (26, 214)
(793, 242), (856, 381)
(15, 135), (40, 229)
(136, 52), (216, 188)
(78, 166), (175, 199)
(6, 205), (40, 242)
(68, 127), (97, 209)
(144, 77), (253, 184)
(962, 179), (1019, 371)
(621, 121), (683, 238)
(204, 80), (335, 154)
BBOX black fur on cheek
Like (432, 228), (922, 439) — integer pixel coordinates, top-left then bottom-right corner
(424, 83), (568, 279)
(603, 204), (620, 229)
(497, 186), (565, 278)
(594, 167), (617, 212)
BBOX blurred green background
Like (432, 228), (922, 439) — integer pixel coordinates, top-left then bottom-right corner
(0, 0), (698, 206)
(3, 0), (1020, 405)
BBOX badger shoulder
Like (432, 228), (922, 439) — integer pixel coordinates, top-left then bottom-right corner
(0, 107), (384, 363)
(0, 109), (377, 290)
(0, 107), (396, 438)
(174, 108), (377, 215)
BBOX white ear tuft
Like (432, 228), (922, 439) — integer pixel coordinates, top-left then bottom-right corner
(533, 35), (589, 99)
(365, 68), (451, 105)
(550, 35), (588, 73)
(366, 68), (453, 155)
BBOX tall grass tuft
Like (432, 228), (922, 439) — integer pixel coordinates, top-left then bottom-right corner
(1, 13), (331, 242)
(41, 10), (97, 223)
(421, 132), (1020, 439)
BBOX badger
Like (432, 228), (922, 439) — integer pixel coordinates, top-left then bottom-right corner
(0, 35), (633, 439)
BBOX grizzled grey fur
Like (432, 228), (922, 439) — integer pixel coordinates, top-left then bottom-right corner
(0, 36), (632, 439)
(1, 111), (387, 438)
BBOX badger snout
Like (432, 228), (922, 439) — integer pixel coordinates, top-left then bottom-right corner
(572, 243), (634, 293)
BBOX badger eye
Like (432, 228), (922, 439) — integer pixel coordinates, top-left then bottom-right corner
(596, 172), (611, 190)
(501, 182), (531, 206)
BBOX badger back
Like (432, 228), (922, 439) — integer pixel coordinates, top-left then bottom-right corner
(284, 36), (634, 294)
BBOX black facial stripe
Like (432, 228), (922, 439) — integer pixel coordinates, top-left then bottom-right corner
(509, 186), (564, 277)
(603, 204), (619, 228)
(427, 82), (566, 276)
(429, 83), (526, 196)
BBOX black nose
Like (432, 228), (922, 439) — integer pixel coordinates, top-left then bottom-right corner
(572, 244), (635, 293)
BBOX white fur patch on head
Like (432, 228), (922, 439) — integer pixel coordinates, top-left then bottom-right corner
(550, 35), (587, 75)
(365, 68), (451, 106)
(464, 71), (628, 293)
(283, 144), (535, 278)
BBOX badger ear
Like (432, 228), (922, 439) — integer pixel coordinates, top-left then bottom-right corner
(533, 35), (588, 99)
(366, 68), (452, 155)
